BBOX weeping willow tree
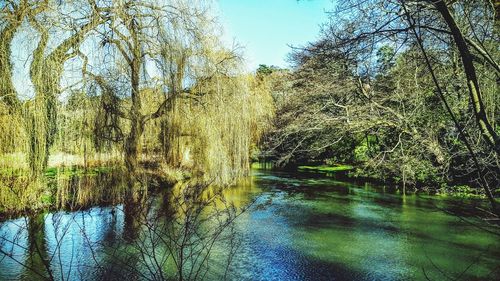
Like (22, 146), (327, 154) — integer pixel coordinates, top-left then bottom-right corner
(0, 0), (273, 217)
(84, 0), (231, 177)
(0, 1), (38, 159)
(152, 50), (274, 185)
(144, 3), (274, 185)
(25, 1), (107, 176)
(1, 0), (273, 190)
(76, 0), (274, 185)
(82, 0), (191, 175)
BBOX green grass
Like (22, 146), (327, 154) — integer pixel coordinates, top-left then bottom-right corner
(45, 166), (113, 178)
(251, 162), (274, 169)
(298, 164), (354, 172)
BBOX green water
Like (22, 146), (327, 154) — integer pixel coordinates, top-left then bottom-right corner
(0, 168), (499, 280)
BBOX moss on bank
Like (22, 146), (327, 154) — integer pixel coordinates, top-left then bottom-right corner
(298, 165), (354, 172)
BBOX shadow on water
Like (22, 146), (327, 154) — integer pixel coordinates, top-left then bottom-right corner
(0, 168), (499, 280)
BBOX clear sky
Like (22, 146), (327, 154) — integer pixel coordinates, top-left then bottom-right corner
(217, 0), (335, 71)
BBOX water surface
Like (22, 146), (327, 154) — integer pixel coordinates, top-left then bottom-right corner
(1, 168), (499, 280)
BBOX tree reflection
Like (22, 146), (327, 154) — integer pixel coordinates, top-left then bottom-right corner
(25, 213), (53, 280)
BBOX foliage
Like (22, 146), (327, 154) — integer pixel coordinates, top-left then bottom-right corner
(0, 0), (273, 187)
(262, 0), (499, 198)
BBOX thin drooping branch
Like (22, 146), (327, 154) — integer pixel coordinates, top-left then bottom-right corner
(25, 2), (107, 176)
(0, 0), (30, 111)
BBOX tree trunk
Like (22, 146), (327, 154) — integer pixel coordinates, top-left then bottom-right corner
(432, 0), (500, 154)
(124, 117), (144, 174)
(125, 28), (144, 175)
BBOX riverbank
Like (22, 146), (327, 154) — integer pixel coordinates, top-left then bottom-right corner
(0, 161), (496, 220)
(279, 163), (493, 199)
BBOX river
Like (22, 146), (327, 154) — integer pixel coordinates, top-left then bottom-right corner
(0, 168), (499, 280)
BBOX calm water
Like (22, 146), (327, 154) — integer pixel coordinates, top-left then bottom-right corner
(0, 168), (499, 280)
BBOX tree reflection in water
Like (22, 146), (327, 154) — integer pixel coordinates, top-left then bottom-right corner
(0, 174), (249, 281)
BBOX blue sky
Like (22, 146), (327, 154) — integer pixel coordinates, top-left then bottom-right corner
(217, 0), (335, 70)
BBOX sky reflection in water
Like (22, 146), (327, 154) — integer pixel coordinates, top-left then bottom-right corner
(0, 169), (499, 280)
